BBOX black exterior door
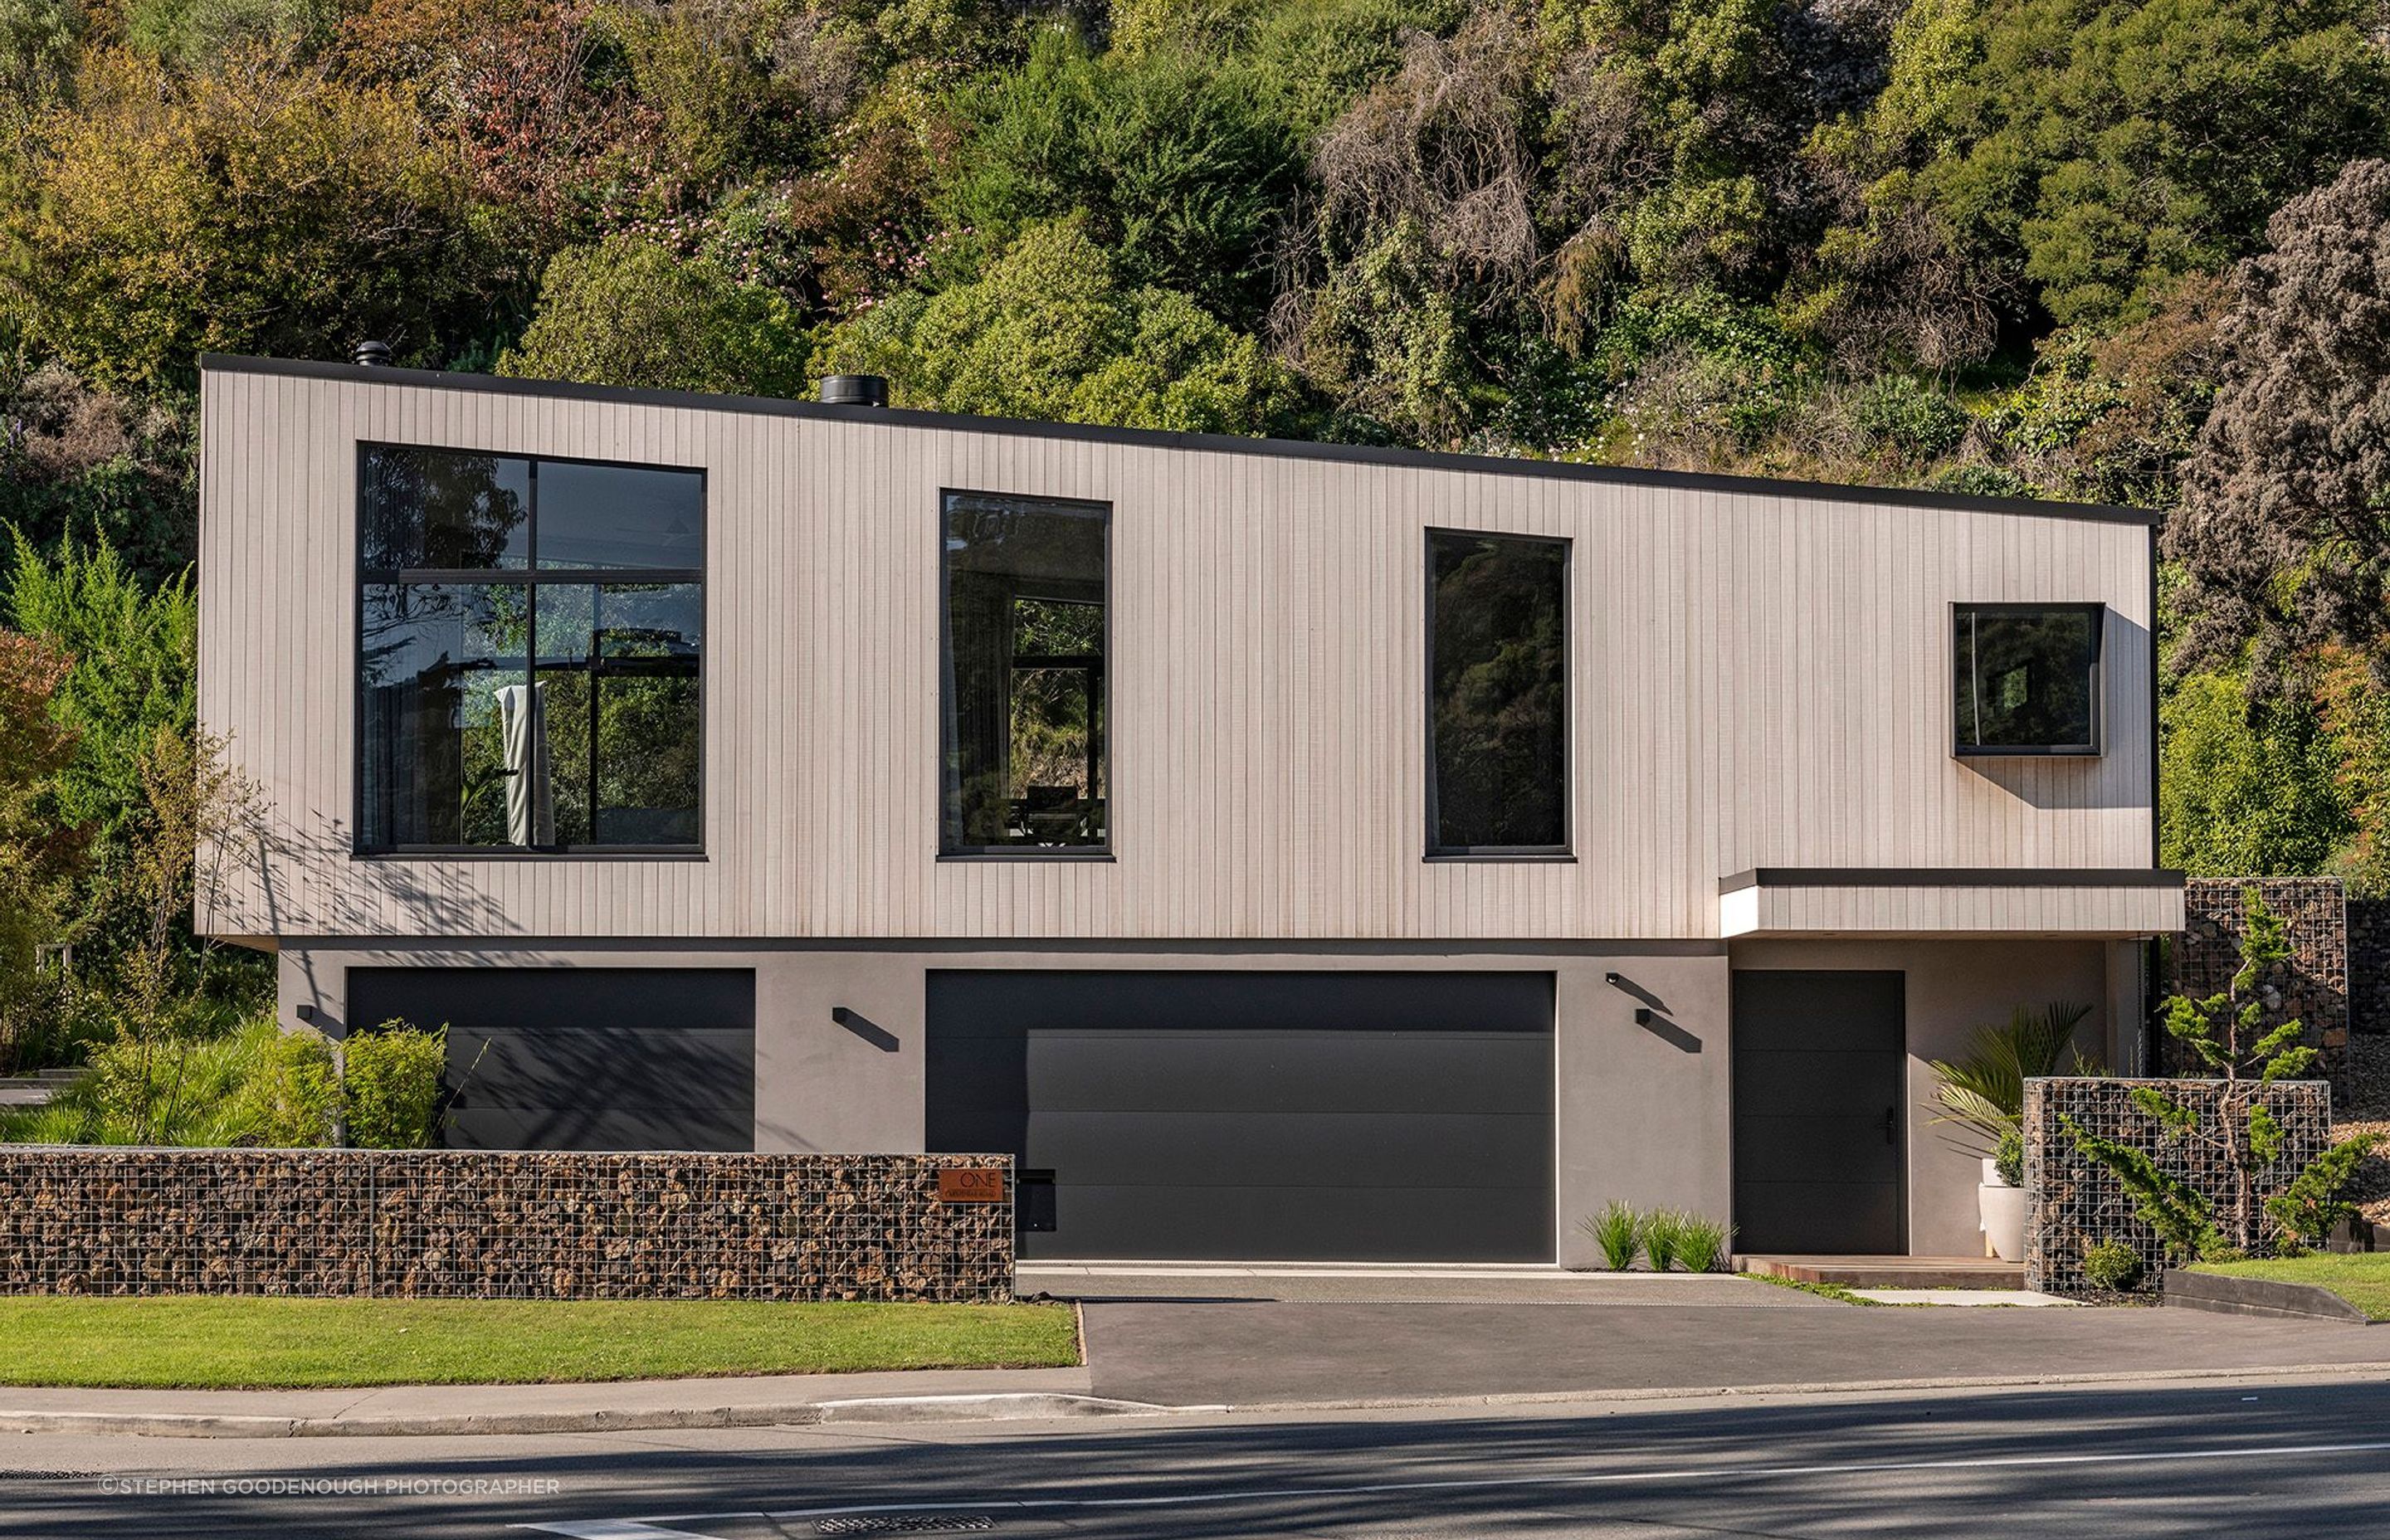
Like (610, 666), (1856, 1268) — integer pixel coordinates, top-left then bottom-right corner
(1732, 970), (1905, 1254)
(346, 967), (756, 1152)
(926, 971), (1556, 1262)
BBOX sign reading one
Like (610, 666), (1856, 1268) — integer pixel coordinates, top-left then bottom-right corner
(937, 1167), (1007, 1203)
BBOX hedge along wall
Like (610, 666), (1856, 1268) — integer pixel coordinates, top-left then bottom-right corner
(2023, 1077), (2331, 1299)
(0, 1150), (1014, 1303)
(2171, 878), (2351, 1103)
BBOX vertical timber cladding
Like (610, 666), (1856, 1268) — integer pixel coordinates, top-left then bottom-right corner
(924, 970), (1557, 1262)
(346, 968), (757, 1152)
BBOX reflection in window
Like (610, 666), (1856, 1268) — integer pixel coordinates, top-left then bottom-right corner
(1427, 531), (1568, 854)
(1953, 604), (2102, 754)
(941, 492), (1108, 853)
(358, 446), (704, 853)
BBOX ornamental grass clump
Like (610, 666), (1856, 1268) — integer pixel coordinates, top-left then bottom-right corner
(1674, 1213), (1734, 1273)
(1578, 1201), (1643, 1270)
(1641, 1208), (1686, 1272)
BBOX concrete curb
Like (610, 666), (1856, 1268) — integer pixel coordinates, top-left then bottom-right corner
(2163, 1269), (2376, 1323)
(0, 1391), (1187, 1440)
(10, 1363), (2390, 1438)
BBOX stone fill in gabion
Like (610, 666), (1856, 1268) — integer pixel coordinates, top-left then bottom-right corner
(2172, 878), (2350, 1098)
(0, 1149), (1012, 1302)
(2024, 1077), (2330, 1299)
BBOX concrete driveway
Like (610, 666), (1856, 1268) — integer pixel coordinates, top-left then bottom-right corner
(1037, 1268), (2390, 1407)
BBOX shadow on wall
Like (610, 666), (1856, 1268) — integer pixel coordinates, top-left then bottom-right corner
(1957, 610), (2150, 811)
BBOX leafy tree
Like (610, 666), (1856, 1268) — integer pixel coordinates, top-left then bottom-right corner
(0, 364), (198, 591)
(497, 235), (812, 396)
(2158, 670), (2354, 880)
(124, 0), (344, 71)
(935, 27), (1301, 325)
(2168, 159), (2390, 690)
(2069, 888), (2376, 1261)
(7, 532), (196, 849)
(0, 630), (81, 1072)
(4, 50), (481, 391)
(1809, 0), (2390, 352)
(819, 216), (1298, 433)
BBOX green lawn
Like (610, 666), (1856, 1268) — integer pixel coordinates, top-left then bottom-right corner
(2190, 1254), (2390, 1321)
(0, 1297), (1081, 1388)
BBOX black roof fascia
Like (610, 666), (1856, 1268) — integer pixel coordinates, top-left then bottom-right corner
(200, 353), (2158, 528)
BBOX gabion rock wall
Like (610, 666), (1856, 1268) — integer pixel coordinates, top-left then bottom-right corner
(0, 1149), (1014, 1302)
(2353, 898), (2390, 1039)
(2023, 1077), (2330, 1298)
(2170, 878), (2349, 1099)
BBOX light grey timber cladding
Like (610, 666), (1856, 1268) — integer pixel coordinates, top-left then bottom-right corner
(198, 363), (2158, 943)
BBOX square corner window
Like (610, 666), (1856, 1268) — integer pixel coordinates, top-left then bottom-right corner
(1953, 603), (2103, 756)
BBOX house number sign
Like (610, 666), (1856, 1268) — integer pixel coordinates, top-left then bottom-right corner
(937, 1168), (1008, 1202)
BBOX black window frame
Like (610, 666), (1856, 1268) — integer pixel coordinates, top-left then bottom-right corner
(1423, 527), (1574, 861)
(937, 487), (1115, 861)
(353, 442), (708, 859)
(1950, 601), (2105, 759)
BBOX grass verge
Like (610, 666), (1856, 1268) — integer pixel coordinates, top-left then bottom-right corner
(1740, 1271), (1883, 1305)
(2189, 1254), (2390, 1322)
(0, 1297), (1081, 1388)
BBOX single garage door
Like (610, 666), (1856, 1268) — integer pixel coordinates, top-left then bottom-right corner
(346, 967), (756, 1152)
(925, 971), (1554, 1262)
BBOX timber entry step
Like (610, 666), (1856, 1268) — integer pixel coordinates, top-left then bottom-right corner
(1741, 1255), (2027, 1289)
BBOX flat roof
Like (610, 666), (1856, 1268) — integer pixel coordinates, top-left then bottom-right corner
(200, 353), (2158, 527)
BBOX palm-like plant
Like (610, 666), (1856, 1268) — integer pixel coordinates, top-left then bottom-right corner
(1928, 1001), (2096, 1150)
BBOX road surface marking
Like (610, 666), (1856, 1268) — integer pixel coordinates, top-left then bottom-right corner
(514, 1436), (2390, 1534)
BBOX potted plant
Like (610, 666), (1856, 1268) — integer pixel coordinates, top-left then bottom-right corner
(1928, 1002), (2092, 1262)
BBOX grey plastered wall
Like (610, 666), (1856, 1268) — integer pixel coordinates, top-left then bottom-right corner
(1725, 938), (2126, 1257)
(279, 941), (1735, 1268)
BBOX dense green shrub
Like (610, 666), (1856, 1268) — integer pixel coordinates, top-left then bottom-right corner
(818, 216), (1297, 433)
(2082, 1238), (2144, 1293)
(344, 1021), (446, 1149)
(499, 236), (812, 397)
(0, 1017), (339, 1147)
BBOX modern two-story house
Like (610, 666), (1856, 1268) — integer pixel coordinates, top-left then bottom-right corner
(195, 353), (2183, 1266)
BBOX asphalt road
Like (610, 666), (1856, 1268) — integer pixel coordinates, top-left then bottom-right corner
(6, 1372), (2390, 1539)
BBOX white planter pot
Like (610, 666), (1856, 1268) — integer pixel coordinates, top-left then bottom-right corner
(1979, 1182), (2027, 1263)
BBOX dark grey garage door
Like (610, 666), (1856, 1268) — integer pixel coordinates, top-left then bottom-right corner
(346, 967), (755, 1152)
(1732, 971), (1905, 1254)
(925, 971), (1555, 1262)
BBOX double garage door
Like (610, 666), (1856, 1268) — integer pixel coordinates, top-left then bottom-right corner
(928, 971), (1556, 1262)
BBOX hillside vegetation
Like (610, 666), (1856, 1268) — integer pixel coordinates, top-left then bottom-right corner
(1, 0), (2388, 1052)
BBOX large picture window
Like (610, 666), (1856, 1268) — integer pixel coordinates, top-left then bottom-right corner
(1953, 602), (2102, 756)
(358, 446), (704, 854)
(940, 491), (1109, 855)
(1427, 530), (1569, 855)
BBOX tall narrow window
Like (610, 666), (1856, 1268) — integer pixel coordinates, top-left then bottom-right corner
(1427, 530), (1568, 855)
(358, 446), (704, 854)
(1953, 603), (2102, 756)
(941, 491), (1109, 855)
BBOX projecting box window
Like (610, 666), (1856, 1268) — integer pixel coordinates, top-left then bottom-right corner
(939, 490), (1110, 857)
(1953, 602), (2103, 757)
(356, 445), (705, 855)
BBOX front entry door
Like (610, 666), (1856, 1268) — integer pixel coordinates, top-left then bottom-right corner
(1732, 971), (1905, 1254)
